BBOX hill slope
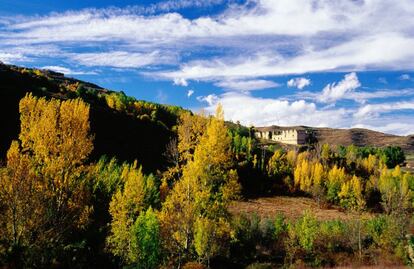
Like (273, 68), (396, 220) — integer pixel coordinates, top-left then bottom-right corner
(0, 63), (186, 172)
(256, 125), (414, 154)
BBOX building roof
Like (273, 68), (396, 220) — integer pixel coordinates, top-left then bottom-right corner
(254, 125), (310, 132)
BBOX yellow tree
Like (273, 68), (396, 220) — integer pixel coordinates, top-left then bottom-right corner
(107, 162), (146, 263)
(0, 142), (44, 257)
(320, 143), (332, 166)
(294, 159), (312, 191)
(338, 175), (365, 211)
(378, 166), (412, 214)
(310, 162), (326, 206)
(161, 111), (207, 195)
(177, 111), (208, 164)
(18, 94), (93, 234)
(160, 104), (240, 265)
(326, 165), (347, 204)
(267, 150), (291, 180)
(0, 94), (93, 265)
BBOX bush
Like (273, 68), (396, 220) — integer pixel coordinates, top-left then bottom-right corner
(365, 214), (408, 255)
(286, 211), (319, 264)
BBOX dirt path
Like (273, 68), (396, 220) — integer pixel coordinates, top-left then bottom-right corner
(229, 196), (372, 221)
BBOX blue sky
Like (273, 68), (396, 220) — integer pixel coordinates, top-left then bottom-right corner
(1, 0), (414, 135)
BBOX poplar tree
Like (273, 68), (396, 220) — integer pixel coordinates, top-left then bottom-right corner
(160, 104), (240, 265)
(0, 94), (93, 265)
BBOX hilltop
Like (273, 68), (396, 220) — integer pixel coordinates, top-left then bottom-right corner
(0, 63), (186, 172)
(255, 125), (414, 154)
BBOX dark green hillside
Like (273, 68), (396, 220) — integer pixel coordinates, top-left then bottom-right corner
(0, 63), (185, 172)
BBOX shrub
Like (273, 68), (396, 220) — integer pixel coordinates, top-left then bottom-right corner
(287, 211), (319, 253)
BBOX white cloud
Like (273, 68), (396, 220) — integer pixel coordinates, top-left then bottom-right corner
(0, 52), (28, 63)
(159, 33), (414, 81)
(41, 65), (96, 75)
(198, 91), (348, 128)
(287, 77), (310, 89)
(296, 88), (414, 104)
(187, 89), (194, 97)
(197, 94), (219, 106)
(318, 72), (360, 103)
(351, 122), (414, 136)
(196, 91), (414, 135)
(1, 0), (414, 79)
(139, 0), (225, 14)
(215, 79), (279, 91)
(70, 51), (174, 68)
(173, 77), (188, 86)
(354, 101), (414, 119)
(399, 74), (411, 80)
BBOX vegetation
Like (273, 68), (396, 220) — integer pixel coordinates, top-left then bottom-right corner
(0, 64), (413, 268)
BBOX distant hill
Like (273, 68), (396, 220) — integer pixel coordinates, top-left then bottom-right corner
(255, 125), (414, 154)
(0, 63), (187, 172)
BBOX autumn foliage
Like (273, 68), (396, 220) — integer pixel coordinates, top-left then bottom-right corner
(0, 92), (413, 268)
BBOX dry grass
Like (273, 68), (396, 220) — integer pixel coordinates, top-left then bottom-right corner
(229, 196), (373, 221)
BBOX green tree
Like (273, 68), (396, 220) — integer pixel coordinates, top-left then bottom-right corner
(130, 207), (161, 269)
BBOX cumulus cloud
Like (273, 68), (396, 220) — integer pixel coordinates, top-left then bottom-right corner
(173, 77), (188, 86)
(197, 91), (348, 128)
(215, 79), (279, 91)
(318, 72), (360, 103)
(195, 91), (414, 135)
(197, 94), (219, 106)
(287, 77), (310, 89)
(187, 89), (194, 97)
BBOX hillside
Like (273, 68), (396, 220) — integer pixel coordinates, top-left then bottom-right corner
(2, 62), (413, 172)
(0, 63), (186, 172)
(256, 125), (414, 154)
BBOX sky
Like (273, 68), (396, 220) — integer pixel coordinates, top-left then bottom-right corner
(1, 0), (414, 135)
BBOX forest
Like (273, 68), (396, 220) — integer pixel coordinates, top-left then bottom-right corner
(0, 65), (414, 268)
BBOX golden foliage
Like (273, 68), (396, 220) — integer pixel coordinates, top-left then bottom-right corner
(378, 166), (412, 214)
(0, 94), (94, 263)
(107, 162), (146, 262)
(338, 175), (365, 211)
(0, 142), (44, 249)
(160, 104), (240, 262)
(177, 111), (207, 163)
